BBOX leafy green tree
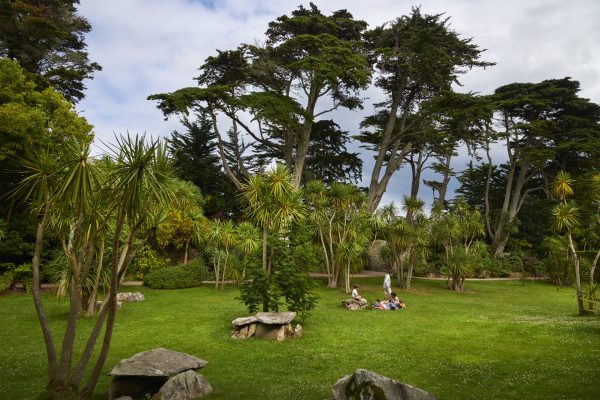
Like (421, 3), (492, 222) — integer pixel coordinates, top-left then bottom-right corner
(357, 7), (492, 212)
(155, 179), (205, 264)
(483, 78), (600, 256)
(168, 115), (239, 219)
(0, 0), (101, 102)
(149, 3), (370, 188)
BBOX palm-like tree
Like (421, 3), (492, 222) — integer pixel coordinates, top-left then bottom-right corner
(241, 165), (304, 271)
(305, 180), (371, 288)
(551, 171), (586, 315)
(14, 134), (177, 397)
(240, 165), (304, 309)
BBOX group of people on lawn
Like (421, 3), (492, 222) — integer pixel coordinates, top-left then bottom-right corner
(351, 273), (406, 311)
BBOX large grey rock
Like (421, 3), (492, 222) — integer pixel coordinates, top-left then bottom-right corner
(254, 323), (287, 341)
(117, 292), (145, 302)
(153, 370), (212, 400)
(108, 348), (209, 400)
(332, 369), (436, 400)
(256, 311), (296, 324)
(110, 348), (207, 377)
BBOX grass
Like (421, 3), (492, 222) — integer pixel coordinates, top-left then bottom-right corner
(1, 278), (599, 399)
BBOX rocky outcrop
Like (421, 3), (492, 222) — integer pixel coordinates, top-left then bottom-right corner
(153, 370), (212, 400)
(108, 348), (210, 400)
(332, 369), (436, 400)
(342, 298), (368, 310)
(117, 292), (145, 302)
(231, 312), (302, 341)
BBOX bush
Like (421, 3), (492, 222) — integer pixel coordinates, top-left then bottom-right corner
(129, 245), (169, 280)
(144, 258), (207, 289)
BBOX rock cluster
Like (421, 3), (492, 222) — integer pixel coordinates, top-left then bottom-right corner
(108, 348), (211, 400)
(117, 292), (145, 302)
(341, 298), (368, 310)
(231, 311), (302, 341)
(331, 369), (436, 400)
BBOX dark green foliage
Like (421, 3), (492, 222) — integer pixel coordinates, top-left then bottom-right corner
(143, 258), (207, 289)
(0, 0), (101, 102)
(239, 238), (318, 320)
(129, 245), (168, 280)
(168, 115), (239, 219)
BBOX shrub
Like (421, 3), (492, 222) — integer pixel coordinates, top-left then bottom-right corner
(130, 245), (169, 280)
(144, 258), (207, 289)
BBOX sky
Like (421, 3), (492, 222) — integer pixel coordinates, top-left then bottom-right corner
(77, 0), (600, 209)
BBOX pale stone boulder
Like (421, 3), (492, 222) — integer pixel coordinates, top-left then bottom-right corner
(332, 369), (436, 400)
(117, 292), (145, 302)
(108, 348), (208, 400)
(153, 370), (212, 400)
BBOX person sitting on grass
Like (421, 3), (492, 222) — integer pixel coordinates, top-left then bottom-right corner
(390, 292), (406, 309)
(351, 285), (364, 301)
(373, 299), (388, 310)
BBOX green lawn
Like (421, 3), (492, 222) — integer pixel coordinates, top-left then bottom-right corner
(1, 278), (599, 399)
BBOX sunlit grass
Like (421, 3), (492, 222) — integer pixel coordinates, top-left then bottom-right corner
(1, 278), (599, 399)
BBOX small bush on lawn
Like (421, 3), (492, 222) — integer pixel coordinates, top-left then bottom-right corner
(144, 258), (207, 289)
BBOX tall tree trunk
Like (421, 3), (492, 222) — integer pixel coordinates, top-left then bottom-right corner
(567, 232), (586, 315)
(292, 84), (319, 187)
(437, 153), (452, 205)
(81, 209), (127, 397)
(183, 237), (190, 265)
(32, 196), (58, 387)
(86, 239), (105, 316)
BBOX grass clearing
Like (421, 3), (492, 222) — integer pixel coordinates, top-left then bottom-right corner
(1, 278), (599, 399)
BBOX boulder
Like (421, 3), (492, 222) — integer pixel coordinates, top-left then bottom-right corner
(342, 299), (368, 310)
(256, 311), (296, 324)
(117, 292), (145, 302)
(108, 348), (208, 400)
(153, 370), (212, 400)
(254, 323), (286, 341)
(332, 369), (436, 400)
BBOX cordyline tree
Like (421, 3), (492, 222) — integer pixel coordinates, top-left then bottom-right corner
(356, 7), (493, 212)
(482, 78), (600, 256)
(149, 3), (370, 188)
(551, 171), (600, 315)
(14, 134), (175, 398)
(304, 180), (372, 289)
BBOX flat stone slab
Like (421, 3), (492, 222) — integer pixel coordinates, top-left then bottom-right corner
(231, 316), (258, 326)
(256, 311), (296, 325)
(110, 348), (208, 377)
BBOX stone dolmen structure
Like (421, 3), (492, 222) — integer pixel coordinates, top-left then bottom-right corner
(231, 311), (302, 341)
(108, 348), (212, 400)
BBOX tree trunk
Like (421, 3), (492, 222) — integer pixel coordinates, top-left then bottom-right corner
(86, 239), (105, 316)
(32, 196), (58, 387)
(291, 84), (320, 188)
(183, 237), (190, 265)
(567, 232), (586, 315)
(437, 153), (452, 205)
